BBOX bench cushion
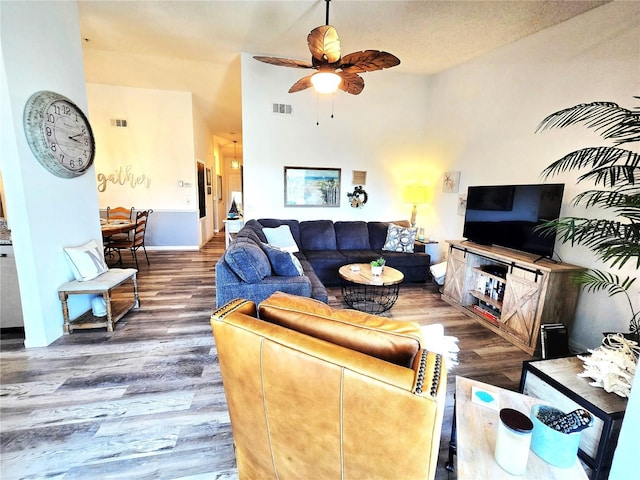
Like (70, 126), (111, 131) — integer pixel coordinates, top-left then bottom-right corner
(58, 268), (137, 292)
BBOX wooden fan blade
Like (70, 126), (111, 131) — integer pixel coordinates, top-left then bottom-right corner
(307, 25), (341, 64)
(338, 72), (364, 95)
(340, 50), (401, 73)
(288, 75), (314, 93)
(253, 56), (313, 69)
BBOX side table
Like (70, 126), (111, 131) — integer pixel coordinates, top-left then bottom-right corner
(338, 263), (404, 314)
(451, 376), (587, 479)
(223, 219), (243, 248)
(520, 356), (627, 479)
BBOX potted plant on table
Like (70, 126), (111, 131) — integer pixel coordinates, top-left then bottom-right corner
(370, 257), (386, 276)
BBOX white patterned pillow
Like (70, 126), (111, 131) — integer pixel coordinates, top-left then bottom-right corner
(63, 240), (108, 281)
(382, 223), (417, 253)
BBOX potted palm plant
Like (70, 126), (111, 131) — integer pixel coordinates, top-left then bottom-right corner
(536, 98), (640, 340)
(370, 257), (386, 276)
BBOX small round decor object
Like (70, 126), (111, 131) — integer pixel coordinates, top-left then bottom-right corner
(23, 90), (96, 178)
(495, 408), (534, 475)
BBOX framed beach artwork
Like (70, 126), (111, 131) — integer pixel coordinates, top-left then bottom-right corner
(284, 167), (341, 207)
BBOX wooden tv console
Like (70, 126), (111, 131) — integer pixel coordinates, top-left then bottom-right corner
(441, 240), (585, 355)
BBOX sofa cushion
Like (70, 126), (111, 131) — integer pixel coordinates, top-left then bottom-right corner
(335, 221), (371, 250)
(258, 292), (422, 368)
(300, 220), (337, 250)
(224, 238), (272, 283)
(260, 243), (304, 276)
(263, 225), (299, 253)
(236, 227), (262, 244)
(302, 249), (347, 286)
(382, 223), (417, 253)
(342, 249), (381, 264)
(242, 219), (268, 243)
(367, 222), (391, 251)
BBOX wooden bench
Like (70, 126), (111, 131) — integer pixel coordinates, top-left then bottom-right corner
(58, 268), (139, 333)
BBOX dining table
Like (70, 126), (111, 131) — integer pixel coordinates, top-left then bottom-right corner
(101, 219), (136, 266)
(101, 219), (136, 238)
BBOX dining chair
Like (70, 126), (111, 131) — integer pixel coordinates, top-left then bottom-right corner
(108, 209), (153, 269)
(105, 206), (135, 242)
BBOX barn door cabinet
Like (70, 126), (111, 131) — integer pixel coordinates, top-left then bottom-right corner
(442, 240), (584, 355)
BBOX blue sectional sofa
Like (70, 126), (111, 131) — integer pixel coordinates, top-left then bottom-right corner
(215, 218), (431, 307)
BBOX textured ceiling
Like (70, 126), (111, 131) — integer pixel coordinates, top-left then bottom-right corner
(79, 0), (609, 149)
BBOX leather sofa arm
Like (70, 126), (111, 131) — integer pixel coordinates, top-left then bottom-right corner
(211, 298), (257, 321)
(412, 348), (446, 397)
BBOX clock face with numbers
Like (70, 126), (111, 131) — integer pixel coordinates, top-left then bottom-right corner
(23, 91), (95, 178)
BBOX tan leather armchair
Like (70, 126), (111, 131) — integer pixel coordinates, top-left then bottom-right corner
(211, 292), (447, 480)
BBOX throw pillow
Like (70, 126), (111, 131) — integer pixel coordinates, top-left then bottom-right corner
(263, 225), (299, 253)
(224, 238), (272, 283)
(260, 243), (304, 276)
(382, 223), (417, 253)
(63, 239), (109, 281)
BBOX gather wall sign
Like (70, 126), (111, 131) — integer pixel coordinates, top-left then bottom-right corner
(97, 165), (151, 192)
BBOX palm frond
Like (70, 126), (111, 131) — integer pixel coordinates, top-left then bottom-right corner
(572, 269), (639, 334)
(540, 147), (640, 186)
(574, 269), (636, 296)
(536, 101), (640, 145)
(572, 189), (640, 220)
(536, 218), (640, 268)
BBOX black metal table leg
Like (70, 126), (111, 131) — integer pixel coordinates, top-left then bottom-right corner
(445, 391), (457, 472)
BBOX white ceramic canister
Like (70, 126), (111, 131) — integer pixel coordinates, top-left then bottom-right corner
(494, 408), (534, 475)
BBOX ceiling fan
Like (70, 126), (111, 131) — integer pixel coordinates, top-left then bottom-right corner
(254, 0), (400, 95)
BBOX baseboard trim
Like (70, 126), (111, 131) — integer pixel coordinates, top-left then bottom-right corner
(145, 246), (199, 251)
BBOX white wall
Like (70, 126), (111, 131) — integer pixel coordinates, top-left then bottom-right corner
(87, 83), (217, 248)
(241, 52), (436, 227)
(421, 1), (639, 351)
(88, 84), (197, 210)
(1, 1), (101, 347)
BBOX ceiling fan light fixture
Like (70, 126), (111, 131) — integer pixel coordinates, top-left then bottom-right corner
(310, 72), (341, 94)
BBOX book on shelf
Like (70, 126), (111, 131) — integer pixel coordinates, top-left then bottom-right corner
(471, 304), (500, 325)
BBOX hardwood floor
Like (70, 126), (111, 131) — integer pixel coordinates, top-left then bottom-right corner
(1, 234), (533, 479)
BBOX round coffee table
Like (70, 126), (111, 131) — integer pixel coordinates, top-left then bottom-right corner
(338, 263), (404, 314)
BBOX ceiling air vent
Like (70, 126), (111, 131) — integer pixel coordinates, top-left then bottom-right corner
(272, 103), (293, 115)
(110, 119), (128, 127)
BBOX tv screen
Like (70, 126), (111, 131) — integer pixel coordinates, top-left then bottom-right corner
(463, 183), (565, 258)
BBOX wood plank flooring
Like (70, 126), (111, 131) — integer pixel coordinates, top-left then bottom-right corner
(1, 234), (533, 479)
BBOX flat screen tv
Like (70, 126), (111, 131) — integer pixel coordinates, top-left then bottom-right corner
(463, 183), (565, 258)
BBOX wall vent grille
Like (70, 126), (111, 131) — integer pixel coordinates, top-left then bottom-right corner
(110, 119), (128, 127)
(272, 103), (293, 115)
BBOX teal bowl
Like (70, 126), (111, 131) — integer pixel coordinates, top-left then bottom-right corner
(530, 404), (583, 468)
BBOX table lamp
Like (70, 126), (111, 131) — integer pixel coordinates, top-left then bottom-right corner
(403, 185), (431, 227)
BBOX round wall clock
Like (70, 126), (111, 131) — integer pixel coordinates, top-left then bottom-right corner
(23, 90), (95, 178)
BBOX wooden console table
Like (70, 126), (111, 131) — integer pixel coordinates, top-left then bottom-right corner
(520, 356), (627, 479)
(451, 376), (587, 479)
(441, 240), (584, 355)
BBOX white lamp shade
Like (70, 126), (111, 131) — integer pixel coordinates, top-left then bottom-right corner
(311, 72), (341, 94)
